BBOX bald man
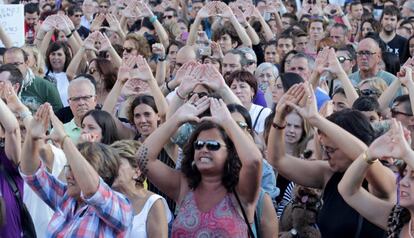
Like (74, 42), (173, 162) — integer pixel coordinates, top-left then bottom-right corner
(348, 38), (397, 86)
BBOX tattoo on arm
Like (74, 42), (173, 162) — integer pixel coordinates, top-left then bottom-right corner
(137, 145), (149, 175)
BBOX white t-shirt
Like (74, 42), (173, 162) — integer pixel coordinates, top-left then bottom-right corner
(23, 144), (66, 237)
(249, 104), (272, 134)
(127, 194), (172, 238)
(49, 72), (70, 107)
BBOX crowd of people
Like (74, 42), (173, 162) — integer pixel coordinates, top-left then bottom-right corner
(1, 0), (414, 237)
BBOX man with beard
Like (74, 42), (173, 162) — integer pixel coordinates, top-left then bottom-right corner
(379, 6), (408, 64)
(24, 3), (39, 45)
(63, 77), (97, 143)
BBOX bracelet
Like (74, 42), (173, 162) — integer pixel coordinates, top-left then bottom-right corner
(176, 89), (186, 100)
(149, 15), (158, 23)
(158, 56), (166, 62)
(60, 135), (70, 150)
(66, 29), (75, 38)
(165, 80), (172, 92)
(272, 122), (286, 130)
(362, 150), (378, 165)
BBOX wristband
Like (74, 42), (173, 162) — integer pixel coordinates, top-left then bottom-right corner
(149, 15), (158, 23)
(272, 122), (286, 130)
(66, 29), (75, 38)
(165, 80), (172, 92)
(158, 56), (166, 62)
(362, 150), (378, 165)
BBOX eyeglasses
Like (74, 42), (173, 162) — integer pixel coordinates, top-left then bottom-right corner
(74, 14), (83, 17)
(236, 121), (249, 131)
(321, 145), (338, 155)
(356, 51), (376, 57)
(194, 140), (225, 151)
(188, 92), (209, 99)
(163, 15), (174, 19)
(122, 47), (134, 53)
(99, 5), (109, 8)
(88, 68), (97, 74)
(391, 108), (413, 117)
(337, 56), (351, 63)
(68, 95), (94, 103)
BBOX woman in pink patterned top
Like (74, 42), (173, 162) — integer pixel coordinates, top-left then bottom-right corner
(136, 94), (263, 237)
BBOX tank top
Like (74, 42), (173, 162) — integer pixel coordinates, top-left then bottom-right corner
(128, 194), (172, 238)
(172, 191), (248, 238)
(317, 172), (386, 238)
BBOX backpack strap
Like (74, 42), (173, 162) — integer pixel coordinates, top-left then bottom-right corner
(253, 107), (265, 131)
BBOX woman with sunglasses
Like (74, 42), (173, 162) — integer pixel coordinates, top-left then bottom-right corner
(268, 83), (395, 238)
(136, 96), (262, 237)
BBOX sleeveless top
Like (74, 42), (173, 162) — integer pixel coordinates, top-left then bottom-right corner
(317, 172), (386, 238)
(386, 205), (410, 238)
(172, 191), (248, 238)
(128, 194), (172, 238)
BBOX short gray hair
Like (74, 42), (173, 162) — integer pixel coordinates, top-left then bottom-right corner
(292, 52), (315, 71)
(255, 62), (279, 78)
(68, 77), (96, 96)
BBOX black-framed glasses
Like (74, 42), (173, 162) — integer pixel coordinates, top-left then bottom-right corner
(337, 56), (351, 63)
(356, 51), (376, 57)
(122, 47), (134, 53)
(163, 15), (174, 19)
(391, 108), (413, 117)
(194, 140), (225, 151)
(99, 5), (109, 8)
(68, 95), (94, 103)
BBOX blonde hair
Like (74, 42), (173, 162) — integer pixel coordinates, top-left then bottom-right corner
(124, 33), (151, 59)
(22, 45), (46, 77)
(358, 77), (388, 94)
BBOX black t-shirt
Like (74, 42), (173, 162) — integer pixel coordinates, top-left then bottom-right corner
(77, 26), (90, 40)
(317, 172), (386, 238)
(385, 34), (409, 64)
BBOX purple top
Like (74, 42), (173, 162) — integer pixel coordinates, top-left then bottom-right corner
(0, 148), (23, 238)
(253, 89), (267, 108)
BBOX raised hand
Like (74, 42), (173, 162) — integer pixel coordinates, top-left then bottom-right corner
(122, 3), (142, 18)
(198, 64), (225, 91)
(137, 1), (154, 18)
(286, 82), (318, 120)
(174, 95), (210, 123)
(29, 103), (50, 140)
(175, 61), (202, 96)
(90, 14), (106, 32)
(275, 83), (305, 120)
(367, 119), (412, 160)
(231, 5), (247, 25)
(201, 98), (233, 127)
(106, 13), (122, 33)
(48, 106), (68, 145)
(398, 66), (414, 87)
(1, 82), (25, 113)
(326, 48), (345, 76)
(132, 55), (154, 81)
(61, 14), (75, 32)
(83, 31), (100, 51)
(152, 43), (166, 59)
(118, 56), (136, 84)
(97, 31), (112, 52)
(210, 41), (224, 59)
(40, 15), (57, 32)
(314, 47), (330, 75)
(216, 2), (234, 18)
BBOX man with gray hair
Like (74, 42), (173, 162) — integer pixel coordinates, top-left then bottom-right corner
(402, 0), (414, 19)
(287, 52), (330, 110)
(63, 77), (97, 143)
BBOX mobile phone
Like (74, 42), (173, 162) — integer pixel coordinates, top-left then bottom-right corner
(198, 46), (211, 56)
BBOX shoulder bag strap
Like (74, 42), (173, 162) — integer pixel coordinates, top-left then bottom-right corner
(253, 107), (265, 131)
(233, 189), (256, 238)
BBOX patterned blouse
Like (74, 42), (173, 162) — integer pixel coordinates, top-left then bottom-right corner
(386, 205), (410, 238)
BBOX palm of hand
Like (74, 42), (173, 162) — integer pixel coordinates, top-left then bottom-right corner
(30, 119), (47, 139)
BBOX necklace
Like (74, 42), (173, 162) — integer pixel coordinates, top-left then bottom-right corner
(409, 219), (414, 238)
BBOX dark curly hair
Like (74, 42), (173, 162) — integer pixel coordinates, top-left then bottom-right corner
(181, 121), (241, 192)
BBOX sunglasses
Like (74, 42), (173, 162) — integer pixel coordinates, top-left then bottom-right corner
(337, 56), (351, 63)
(74, 14), (83, 17)
(188, 92), (209, 99)
(359, 88), (380, 97)
(391, 108), (413, 117)
(194, 140), (224, 151)
(163, 15), (174, 19)
(122, 47), (134, 53)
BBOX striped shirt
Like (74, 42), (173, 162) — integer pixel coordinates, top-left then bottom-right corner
(21, 163), (133, 237)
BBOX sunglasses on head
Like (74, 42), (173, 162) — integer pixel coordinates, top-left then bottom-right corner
(359, 88), (380, 97)
(194, 140), (224, 151)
